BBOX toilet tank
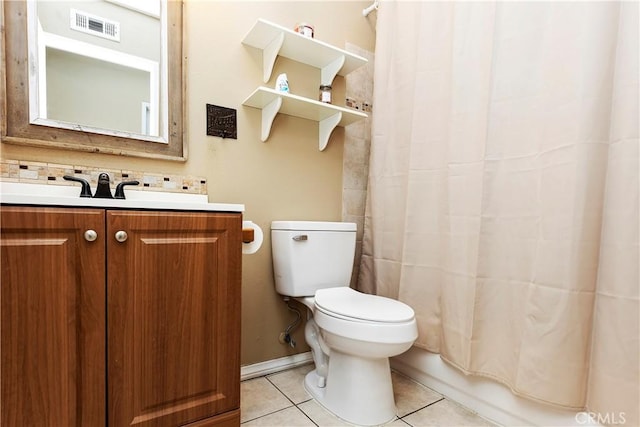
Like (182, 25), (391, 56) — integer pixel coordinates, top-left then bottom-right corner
(271, 221), (356, 297)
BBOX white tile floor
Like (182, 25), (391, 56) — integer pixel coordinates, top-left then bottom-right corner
(241, 364), (498, 426)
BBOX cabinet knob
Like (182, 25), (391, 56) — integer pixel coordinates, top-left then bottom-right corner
(115, 231), (128, 242)
(84, 229), (98, 242)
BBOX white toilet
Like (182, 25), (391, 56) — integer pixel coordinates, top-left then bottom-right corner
(271, 221), (418, 426)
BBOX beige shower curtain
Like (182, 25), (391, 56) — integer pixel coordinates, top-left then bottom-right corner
(359, 1), (638, 423)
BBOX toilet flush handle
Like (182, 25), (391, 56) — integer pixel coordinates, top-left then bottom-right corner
(292, 235), (308, 241)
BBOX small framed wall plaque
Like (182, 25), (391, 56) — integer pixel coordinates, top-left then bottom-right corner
(206, 104), (237, 139)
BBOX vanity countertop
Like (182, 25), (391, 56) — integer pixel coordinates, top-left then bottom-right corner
(0, 182), (244, 213)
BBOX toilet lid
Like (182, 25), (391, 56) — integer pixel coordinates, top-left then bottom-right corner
(314, 287), (415, 323)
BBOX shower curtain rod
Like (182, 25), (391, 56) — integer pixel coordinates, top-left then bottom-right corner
(362, 0), (379, 17)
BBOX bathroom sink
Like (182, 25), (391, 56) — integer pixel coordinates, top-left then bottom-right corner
(0, 182), (244, 212)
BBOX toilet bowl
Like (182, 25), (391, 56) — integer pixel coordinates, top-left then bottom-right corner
(304, 287), (417, 425)
(271, 221), (418, 426)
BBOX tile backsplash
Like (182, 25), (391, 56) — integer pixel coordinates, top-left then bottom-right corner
(0, 160), (207, 195)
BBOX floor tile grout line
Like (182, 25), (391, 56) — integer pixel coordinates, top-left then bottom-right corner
(294, 402), (320, 427)
(265, 374), (307, 407)
(264, 375), (321, 426)
(399, 396), (446, 420)
(240, 403), (296, 424)
(241, 375), (297, 424)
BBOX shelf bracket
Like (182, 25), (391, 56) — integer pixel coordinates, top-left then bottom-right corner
(262, 32), (285, 83)
(261, 96), (282, 141)
(321, 55), (346, 86)
(319, 112), (342, 151)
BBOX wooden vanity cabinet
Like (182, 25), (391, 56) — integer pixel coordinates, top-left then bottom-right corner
(107, 210), (241, 426)
(1, 207), (242, 427)
(1, 207), (106, 427)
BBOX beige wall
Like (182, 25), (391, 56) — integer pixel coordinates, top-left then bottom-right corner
(1, 1), (376, 366)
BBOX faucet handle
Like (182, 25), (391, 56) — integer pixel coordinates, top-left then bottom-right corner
(114, 180), (140, 199)
(63, 175), (93, 198)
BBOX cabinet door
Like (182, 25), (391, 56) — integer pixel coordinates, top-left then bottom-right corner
(107, 211), (242, 427)
(1, 207), (106, 427)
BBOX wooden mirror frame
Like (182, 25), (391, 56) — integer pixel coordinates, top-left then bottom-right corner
(0, 1), (186, 161)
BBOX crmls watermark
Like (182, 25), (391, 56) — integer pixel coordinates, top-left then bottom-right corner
(575, 411), (626, 425)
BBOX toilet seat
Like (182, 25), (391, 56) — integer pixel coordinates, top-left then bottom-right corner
(314, 287), (414, 323)
(312, 288), (418, 345)
(314, 306), (417, 345)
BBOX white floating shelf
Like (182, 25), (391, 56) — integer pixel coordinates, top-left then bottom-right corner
(241, 19), (368, 85)
(242, 87), (368, 151)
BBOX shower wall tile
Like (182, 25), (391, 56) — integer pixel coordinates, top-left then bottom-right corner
(343, 159), (368, 189)
(345, 120), (368, 141)
(343, 43), (374, 286)
(343, 188), (367, 217)
(344, 136), (370, 168)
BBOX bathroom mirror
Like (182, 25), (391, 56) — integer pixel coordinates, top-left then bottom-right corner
(1, 0), (185, 160)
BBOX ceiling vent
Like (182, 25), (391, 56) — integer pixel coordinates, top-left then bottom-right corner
(70, 9), (120, 42)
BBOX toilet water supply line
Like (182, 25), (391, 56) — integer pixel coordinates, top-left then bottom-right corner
(281, 297), (301, 348)
(362, 0), (379, 17)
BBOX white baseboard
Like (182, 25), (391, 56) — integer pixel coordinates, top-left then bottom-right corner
(241, 352), (313, 381)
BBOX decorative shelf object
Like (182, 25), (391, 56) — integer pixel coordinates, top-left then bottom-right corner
(241, 19), (368, 85)
(242, 87), (368, 151)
